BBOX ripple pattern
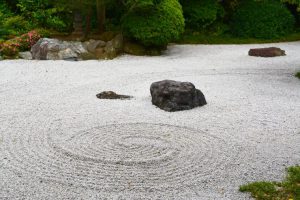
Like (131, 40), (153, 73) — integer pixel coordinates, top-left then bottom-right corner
(2, 123), (238, 191)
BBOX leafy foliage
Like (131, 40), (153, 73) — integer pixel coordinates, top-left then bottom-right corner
(2, 16), (32, 35)
(281, 0), (300, 11)
(17, 0), (71, 32)
(122, 0), (185, 47)
(0, 3), (13, 39)
(1, 0), (300, 49)
(240, 166), (300, 200)
(231, 0), (295, 39)
(180, 0), (224, 30)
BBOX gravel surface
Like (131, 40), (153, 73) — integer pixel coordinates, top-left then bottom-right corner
(0, 42), (300, 199)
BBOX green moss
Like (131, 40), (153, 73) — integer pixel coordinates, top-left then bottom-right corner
(239, 166), (300, 200)
(177, 31), (300, 44)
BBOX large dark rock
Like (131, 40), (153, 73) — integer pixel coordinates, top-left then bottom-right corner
(150, 80), (207, 112)
(248, 47), (286, 57)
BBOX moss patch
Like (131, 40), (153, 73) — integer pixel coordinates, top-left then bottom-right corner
(177, 31), (300, 44)
(240, 166), (300, 200)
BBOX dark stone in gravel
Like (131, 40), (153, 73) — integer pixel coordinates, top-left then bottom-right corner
(248, 47), (286, 57)
(150, 80), (207, 112)
(96, 91), (132, 100)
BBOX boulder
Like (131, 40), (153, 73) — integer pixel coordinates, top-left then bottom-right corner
(248, 47), (286, 57)
(31, 38), (89, 60)
(58, 48), (77, 61)
(104, 41), (117, 59)
(96, 91), (132, 100)
(31, 38), (59, 60)
(112, 34), (123, 53)
(80, 52), (97, 60)
(150, 80), (207, 112)
(94, 48), (105, 59)
(86, 39), (106, 53)
(66, 41), (88, 55)
(19, 51), (32, 60)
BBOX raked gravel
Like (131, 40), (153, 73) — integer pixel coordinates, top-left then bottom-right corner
(0, 42), (300, 200)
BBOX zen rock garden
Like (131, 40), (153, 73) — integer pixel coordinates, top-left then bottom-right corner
(1, 0), (300, 199)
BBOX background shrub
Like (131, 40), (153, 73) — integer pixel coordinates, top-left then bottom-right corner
(0, 3), (13, 39)
(16, 0), (72, 32)
(231, 0), (295, 39)
(122, 0), (185, 47)
(2, 16), (32, 36)
(180, 0), (225, 30)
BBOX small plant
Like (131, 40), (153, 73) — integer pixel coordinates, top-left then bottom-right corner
(240, 166), (300, 200)
(0, 30), (41, 59)
(0, 41), (20, 58)
(296, 72), (300, 79)
(17, 30), (41, 51)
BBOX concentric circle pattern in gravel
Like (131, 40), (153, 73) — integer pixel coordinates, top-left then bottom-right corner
(2, 123), (237, 192)
(0, 42), (300, 199)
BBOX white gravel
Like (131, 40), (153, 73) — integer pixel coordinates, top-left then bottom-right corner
(0, 42), (300, 200)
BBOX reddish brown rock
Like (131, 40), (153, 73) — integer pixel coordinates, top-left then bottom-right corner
(248, 47), (286, 57)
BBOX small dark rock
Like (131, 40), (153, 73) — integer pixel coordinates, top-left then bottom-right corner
(248, 47), (286, 57)
(96, 91), (132, 100)
(150, 80), (207, 112)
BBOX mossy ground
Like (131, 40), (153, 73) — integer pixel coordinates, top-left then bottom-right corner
(177, 30), (300, 45)
(239, 166), (300, 200)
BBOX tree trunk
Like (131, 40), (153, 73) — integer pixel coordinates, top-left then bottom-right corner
(72, 10), (84, 37)
(85, 7), (93, 37)
(96, 0), (106, 34)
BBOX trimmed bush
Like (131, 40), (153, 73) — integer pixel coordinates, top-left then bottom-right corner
(180, 0), (224, 30)
(122, 0), (185, 47)
(231, 0), (295, 39)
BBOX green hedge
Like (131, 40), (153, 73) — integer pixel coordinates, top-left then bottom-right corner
(122, 0), (185, 47)
(232, 0), (295, 39)
(180, 0), (224, 30)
